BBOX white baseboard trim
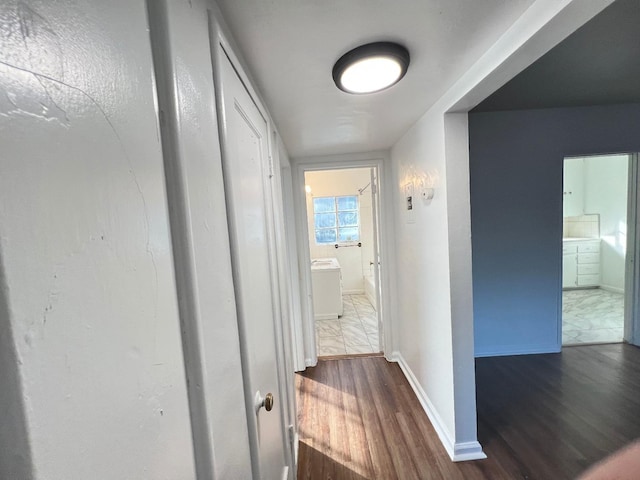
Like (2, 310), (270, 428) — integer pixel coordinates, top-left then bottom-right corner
(453, 441), (487, 462)
(305, 357), (317, 368)
(391, 352), (486, 462)
(600, 284), (624, 294)
(475, 343), (560, 358)
(343, 289), (365, 295)
(314, 313), (338, 321)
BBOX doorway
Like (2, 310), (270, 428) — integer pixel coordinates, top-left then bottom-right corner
(561, 153), (633, 345)
(303, 167), (384, 357)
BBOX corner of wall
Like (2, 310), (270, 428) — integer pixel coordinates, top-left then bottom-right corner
(393, 352), (486, 462)
(0, 258), (33, 478)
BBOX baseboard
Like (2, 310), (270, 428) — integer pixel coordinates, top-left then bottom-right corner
(600, 284), (624, 294)
(453, 441), (487, 461)
(314, 313), (338, 321)
(391, 352), (486, 462)
(305, 357), (317, 368)
(343, 289), (365, 295)
(474, 343), (560, 358)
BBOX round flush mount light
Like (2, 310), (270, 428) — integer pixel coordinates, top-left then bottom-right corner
(332, 42), (410, 94)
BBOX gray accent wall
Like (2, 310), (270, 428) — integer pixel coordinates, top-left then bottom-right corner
(469, 103), (640, 357)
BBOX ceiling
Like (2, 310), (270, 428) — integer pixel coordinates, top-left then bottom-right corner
(474, 0), (640, 112)
(216, 0), (536, 158)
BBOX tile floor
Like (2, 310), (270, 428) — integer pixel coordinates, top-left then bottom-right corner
(562, 288), (624, 345)
(315, 294), (380, 356)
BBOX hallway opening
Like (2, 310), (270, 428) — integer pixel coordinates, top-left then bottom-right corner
(561, 153), (637, 346)
(298, 165), (388, 361)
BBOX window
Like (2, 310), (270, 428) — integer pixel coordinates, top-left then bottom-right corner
(313, 195), (360, 244)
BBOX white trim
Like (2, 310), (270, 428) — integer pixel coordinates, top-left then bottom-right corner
(600, 284), (625, 295)
(281, 466), (289, 480)
(626, 153), (640, 345)
(291, 152), (396, 368)
(445, 0), (614, 113)
(342, 289), (365, 295)
(314, 314), (338, 321)
(392, 352), (486, 462)
(295, 150), (389, 165)
(293, 165), (318, 364)
(453, 442), (488, 462)
(475, 343), (560, 358)
(281, 165), (306, 372)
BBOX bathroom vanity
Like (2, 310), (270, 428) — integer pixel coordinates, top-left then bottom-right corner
(310, 258), (343, 320)
(562, 238), (601, 289)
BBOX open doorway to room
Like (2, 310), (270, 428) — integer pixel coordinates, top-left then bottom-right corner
(561, 153), (635, 345)
(304, 167), (383, 357)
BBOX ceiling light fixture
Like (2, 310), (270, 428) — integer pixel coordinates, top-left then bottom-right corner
(332, 42), (410, 94)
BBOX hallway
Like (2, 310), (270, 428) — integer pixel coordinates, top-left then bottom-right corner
(296, 356), (508, 479)
(297, 345), (640, 479)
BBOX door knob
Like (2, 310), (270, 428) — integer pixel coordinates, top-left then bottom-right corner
(256, 391), (274, 412)
(263, 392), (274, 412)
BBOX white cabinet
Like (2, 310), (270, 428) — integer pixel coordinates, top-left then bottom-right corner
(562, 239), (600, 289)
(311, 258), (343, 320)
(563, 158), (584, 217)
(562, 249), (578, 288)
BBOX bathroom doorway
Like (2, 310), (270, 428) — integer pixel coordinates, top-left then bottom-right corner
(561, 153), (636, 345)
(303, 167), (383, 357)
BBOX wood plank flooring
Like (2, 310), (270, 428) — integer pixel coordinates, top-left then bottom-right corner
(296, 344), (640, 479)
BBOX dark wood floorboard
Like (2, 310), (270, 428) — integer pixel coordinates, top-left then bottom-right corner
(296, 344), (640, 479)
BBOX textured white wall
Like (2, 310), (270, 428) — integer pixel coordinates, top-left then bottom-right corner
(0, 0), (197, 478)
(584, 154), (629, 292)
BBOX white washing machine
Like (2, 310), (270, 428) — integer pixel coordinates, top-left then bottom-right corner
(310, 258), (343, 320)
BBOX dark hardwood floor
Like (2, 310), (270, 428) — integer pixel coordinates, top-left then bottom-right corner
(296, 344), (640, 479)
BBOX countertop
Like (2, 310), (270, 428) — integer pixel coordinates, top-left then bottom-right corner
(311, 257), (341, 271)
(562, 237), (600, 242)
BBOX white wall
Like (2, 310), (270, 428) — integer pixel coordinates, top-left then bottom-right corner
(0, 0), (197, 478)
(305, 168), (375, 293)
(584, 154), (629, 292)
(391, 110), (458, 450)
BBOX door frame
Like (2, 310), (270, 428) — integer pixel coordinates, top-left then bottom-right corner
(291, 152), (397, 366)
(558, 152), (640, 347)
(208, 11), (297, 479)
(625, 153), (640, 344)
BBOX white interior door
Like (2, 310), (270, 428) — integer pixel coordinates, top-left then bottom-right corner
(219, 49), (288, 480)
